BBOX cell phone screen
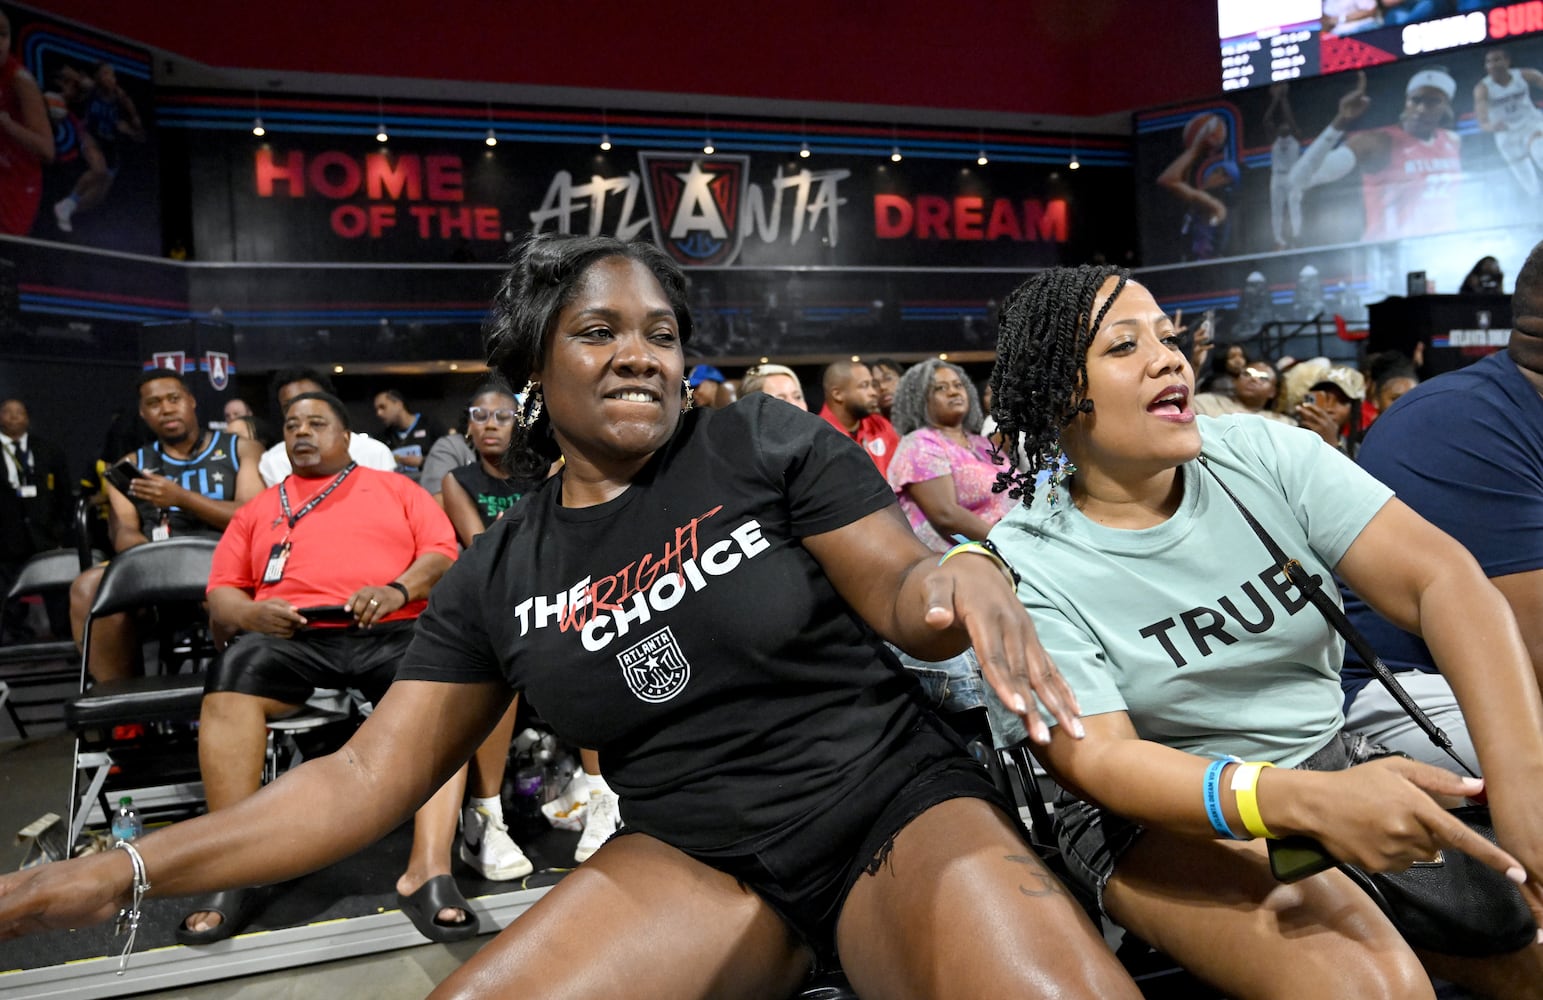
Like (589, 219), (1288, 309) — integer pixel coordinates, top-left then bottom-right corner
(1268, 835), (1336, 883)
(104, 460), (145, 493)
(298, 605), (357, 625)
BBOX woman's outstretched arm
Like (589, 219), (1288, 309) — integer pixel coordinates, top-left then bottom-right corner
(0, 677), (512, 939)
(804, 504), (1082, 744)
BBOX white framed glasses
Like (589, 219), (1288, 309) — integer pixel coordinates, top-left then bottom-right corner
(469, 406), (516, 425)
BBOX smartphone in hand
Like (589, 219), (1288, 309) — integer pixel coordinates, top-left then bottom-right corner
(1268, 834), (1336, 882)
(104, 459), (146, 494)
(297, 605), (358, 626)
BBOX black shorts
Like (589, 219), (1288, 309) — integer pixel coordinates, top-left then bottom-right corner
(204, 623), (415, 707)
(622, 714), (1012, 965)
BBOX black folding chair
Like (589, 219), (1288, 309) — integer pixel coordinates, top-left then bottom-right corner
(63, 537), (219, 850)
(0, 548), (91, 737)
(74, 493), (105, 573)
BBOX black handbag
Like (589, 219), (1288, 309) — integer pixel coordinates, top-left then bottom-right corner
(1199, 456), (1537, 957)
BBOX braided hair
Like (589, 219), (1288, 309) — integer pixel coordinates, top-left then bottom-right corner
(890, 358), (984, 436)
(989, 264), (1130, 503)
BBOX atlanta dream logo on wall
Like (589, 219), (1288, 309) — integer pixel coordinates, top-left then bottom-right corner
(638, 152), (749, 266)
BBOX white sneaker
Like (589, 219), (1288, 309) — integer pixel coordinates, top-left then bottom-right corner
(574, 786), (621, 863)
(53, 199), (74, 233)
(459, 805), (533, 880)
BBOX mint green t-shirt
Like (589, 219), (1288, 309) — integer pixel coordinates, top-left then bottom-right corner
(987, 415), (1392, 766)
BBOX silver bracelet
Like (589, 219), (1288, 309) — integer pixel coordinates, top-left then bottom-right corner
(112, 840), (151, 975)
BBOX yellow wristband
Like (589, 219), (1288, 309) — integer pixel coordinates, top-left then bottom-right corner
(1230, 761), (1278, 839)
(938, 539), (1018, 588)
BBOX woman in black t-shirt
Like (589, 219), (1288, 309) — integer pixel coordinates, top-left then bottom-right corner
(0, 236), (1137, 1000)
(440, 376), (546, 546)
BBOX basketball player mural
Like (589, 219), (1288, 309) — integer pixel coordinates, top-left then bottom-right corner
(1475, 47), (1543, 196)
(1157, 110), (1239, 261)
(1287, 68), (1463, 243)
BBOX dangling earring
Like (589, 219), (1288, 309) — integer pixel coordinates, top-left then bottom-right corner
(680, 376), (695, 413)
(515, 380), (543, 429)
(1046, 442), (1077, 509)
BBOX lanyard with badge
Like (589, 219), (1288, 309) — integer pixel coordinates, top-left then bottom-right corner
(6, 441), (36, 499)
(264, 462), (357, 584)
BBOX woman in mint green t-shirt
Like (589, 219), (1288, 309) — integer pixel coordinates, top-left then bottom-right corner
(984, 265), (1543, 998)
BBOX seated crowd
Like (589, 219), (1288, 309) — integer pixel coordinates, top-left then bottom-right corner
(1, 235), (1540, 1000)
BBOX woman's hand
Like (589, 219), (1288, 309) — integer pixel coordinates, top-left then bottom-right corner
(803, 506), (1083, 744)
(1283, 758), (1523, 877)
(0, 850), (132, 941)
(922, 552), (1083, 745)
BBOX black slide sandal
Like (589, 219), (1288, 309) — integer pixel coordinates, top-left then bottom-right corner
(397, 874), (479, 943)
(175, 886), (263, 946)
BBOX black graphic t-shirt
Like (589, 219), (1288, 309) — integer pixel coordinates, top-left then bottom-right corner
(400, 395), (924, 852)
(447, 461), (539, 529)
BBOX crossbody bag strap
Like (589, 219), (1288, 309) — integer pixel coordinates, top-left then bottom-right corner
(1195, 455), (1478, 778)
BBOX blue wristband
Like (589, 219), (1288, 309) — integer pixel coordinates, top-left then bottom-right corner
(1203, 758), (1242, 840)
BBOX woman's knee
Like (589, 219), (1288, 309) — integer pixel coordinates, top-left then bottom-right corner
(839, 799), (1135, 998)
(1109, 837), (1434, 1000)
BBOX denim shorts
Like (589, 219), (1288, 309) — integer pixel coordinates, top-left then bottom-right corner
(887, 644), (985, 714)
(1055, 731), (1381, 916)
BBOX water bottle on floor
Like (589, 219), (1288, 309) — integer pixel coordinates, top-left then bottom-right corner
(111, 796), (142, 843)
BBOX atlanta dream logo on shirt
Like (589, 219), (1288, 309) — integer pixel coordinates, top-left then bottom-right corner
(615, 626), (691, 703)
(512, 507), (772, 704)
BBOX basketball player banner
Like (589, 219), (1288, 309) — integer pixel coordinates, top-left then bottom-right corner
(2, 4), (161, 254)
(1135, 31), (1543, 268)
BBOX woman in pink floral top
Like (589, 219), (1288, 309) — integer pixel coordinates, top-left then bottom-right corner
(887, 359), (1014, 552)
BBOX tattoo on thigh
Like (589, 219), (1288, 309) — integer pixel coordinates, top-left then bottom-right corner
(1005, 854), (1066, 899)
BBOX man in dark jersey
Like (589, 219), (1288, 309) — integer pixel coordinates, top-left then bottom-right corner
(373, 388), (445, 483)
(68, 370), (263, 681)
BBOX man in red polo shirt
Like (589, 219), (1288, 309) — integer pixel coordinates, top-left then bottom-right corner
(179, 392), (516, 948)
(819, 359), (900, 476)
